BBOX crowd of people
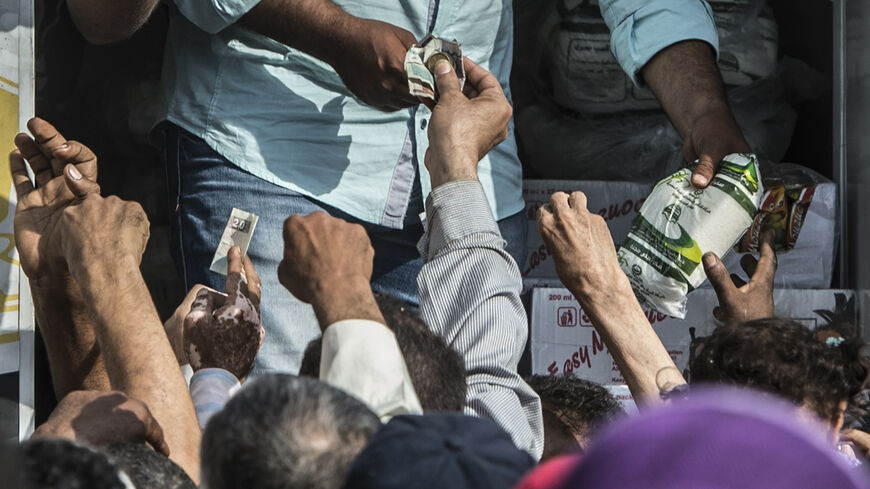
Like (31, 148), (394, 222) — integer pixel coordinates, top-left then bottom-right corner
(4, 0), (870, 487)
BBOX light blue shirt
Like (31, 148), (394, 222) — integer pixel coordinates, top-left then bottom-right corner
(160, 0), (717, 228)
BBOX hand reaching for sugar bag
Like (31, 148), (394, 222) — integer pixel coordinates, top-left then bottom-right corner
(617, 154), (763, 318)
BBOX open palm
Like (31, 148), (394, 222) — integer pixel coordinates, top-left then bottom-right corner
(11, 118), (99, 282)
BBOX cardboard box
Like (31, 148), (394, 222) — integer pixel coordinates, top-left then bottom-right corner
(530, 287), (855, 386)
(521, 179), (838, 290)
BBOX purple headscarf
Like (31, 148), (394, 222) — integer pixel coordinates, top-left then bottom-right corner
(562, 388), (869, 489)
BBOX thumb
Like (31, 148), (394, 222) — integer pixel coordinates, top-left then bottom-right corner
(433, 59), (460, 98)
(63, 164), (100, 198)
(703, 252), (735, 301)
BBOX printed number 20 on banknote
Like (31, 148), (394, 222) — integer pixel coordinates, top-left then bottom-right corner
(210, 208), (259, 275)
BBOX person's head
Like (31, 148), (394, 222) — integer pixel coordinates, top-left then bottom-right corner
(201, 374), (381, 489)
(300, 293), (466, 412)
(525, 375), (623, 459)
(564, 389), (870, 489)
(341, 413), (535, 489)
(690, 318), (859, 434)
(20, 438), (129, 489)
(102, 443), (195, 489)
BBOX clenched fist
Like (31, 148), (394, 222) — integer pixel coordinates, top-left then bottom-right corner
(278, 212), (381, 328)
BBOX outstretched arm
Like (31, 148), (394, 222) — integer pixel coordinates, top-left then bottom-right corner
(600, 0), (749, 187)
(239, 0), (418, 110)
(642, 41), (750, 188)
(11, 118), (106, 398)
(59, 193), (201, 481)
(416, 58), (544, 458)
(538, 191), (686, 404)
(278, 212), (422, 419)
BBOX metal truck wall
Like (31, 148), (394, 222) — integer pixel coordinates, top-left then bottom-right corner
(835, 0), (870, 334)
(0, 0), (33, 442)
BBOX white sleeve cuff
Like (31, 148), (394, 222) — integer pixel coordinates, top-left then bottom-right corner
(321, 319), (423, 420)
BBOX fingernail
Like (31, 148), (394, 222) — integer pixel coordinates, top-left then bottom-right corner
(67, 165), (82, 180)
(702, 252), (717, 268)
(693, 174), (709, 187)
(434, 60), (451, 76)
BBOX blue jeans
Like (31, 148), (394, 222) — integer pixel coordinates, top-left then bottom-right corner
(163, 125), (527, 374)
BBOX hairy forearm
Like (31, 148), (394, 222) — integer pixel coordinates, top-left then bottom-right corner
(239, 0), (355, 66)
(31, 278), (109, 398)
(72, 254), (201, 481)
(641, 40), (736, 140)
(572, 276), (686, 406)
(66, 0), (159, 44)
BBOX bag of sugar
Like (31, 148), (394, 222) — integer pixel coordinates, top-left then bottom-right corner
(617, 154), (763, 318)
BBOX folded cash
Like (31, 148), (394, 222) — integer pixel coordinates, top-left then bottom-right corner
(404, 34), (466, 101)
(209, 208), (259, 275)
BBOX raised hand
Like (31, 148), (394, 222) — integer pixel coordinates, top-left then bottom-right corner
(278, 211), (381, 327)
(183, 246), (264, 380)
(11, 117), (101, 283)
(537, 191), (627, 304)
(425, 57), (512, 188)
(58, 193), (150, 280)
(703, 228), (777, 323)
(32, 390), (169, 456)
(330, 18), (419, 111)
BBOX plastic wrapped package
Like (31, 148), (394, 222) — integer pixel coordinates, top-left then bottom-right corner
(716, 163), (838, 289)
(617, 154), (764, 318)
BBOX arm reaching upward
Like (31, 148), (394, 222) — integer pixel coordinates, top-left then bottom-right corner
(59, 192), (201, 481)
(538, 191), (686, 404)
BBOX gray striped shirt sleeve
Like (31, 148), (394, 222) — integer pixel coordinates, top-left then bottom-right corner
(417, 179), (544, 460)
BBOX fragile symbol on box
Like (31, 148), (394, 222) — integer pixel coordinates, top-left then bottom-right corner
(557, 307), (577, 327)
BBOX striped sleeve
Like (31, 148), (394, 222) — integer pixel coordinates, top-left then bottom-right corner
(417, 179), (544, 460)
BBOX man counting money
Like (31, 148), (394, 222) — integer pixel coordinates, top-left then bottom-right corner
(67, 0), (749, 385)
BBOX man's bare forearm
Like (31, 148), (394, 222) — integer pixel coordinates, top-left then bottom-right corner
(641, 40), (735, 139)
(66, 0), (160, 45)
(571, 276), (686, 406)
(240, 0), (354, 66)
(72, 254), (201, 481)
(31, 278), (109, 398)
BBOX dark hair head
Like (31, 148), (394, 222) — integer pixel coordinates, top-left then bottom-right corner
(525, 375), (623, 458)
(690, 317), (856, 423)
(300, 293), (466, 412)
(202, 374), (381, 489)
(21, 438), (126, 489)
(102, 443), (195, 489)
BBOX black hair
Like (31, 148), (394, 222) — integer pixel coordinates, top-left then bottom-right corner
(690, 317), (856, 423)
(300, 293), (467, 412)
(21, 438), (125, 489)
(525, 374), (623, 437)
(102, 443), (196, 489)
(202, 374), (381, 489)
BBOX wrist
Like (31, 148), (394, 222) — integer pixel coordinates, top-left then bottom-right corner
(572, 268), (635, 315)
(309, 275), (383, 329)
(426, 152), (478, 189)
(70, 252), (141, 297)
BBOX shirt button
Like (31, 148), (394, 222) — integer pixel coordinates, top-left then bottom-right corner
(420, 118), (428, 130)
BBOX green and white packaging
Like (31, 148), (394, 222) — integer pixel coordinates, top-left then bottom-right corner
(617, 154), (763, 318)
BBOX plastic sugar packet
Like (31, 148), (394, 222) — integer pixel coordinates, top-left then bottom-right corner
(209, 208), (259, 275)
(617, 154), (763, 318)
